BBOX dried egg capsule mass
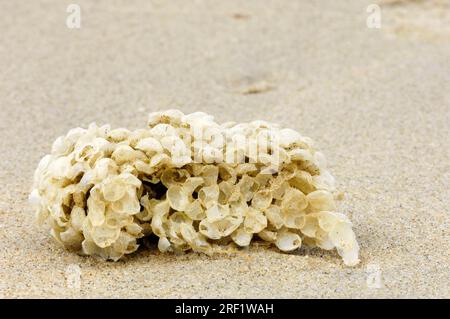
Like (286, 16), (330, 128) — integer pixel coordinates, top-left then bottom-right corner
(30, 110), (360, 266)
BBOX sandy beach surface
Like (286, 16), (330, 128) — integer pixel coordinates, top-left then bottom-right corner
(0, 0), (449, 298)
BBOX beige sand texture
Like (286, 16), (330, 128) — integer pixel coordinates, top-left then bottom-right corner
(0, 0), (449, 298)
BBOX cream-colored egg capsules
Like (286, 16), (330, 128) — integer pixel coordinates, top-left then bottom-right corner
(30, 110), (359, 266)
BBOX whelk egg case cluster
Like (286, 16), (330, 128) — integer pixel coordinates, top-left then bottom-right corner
(29, 109), (360, 266)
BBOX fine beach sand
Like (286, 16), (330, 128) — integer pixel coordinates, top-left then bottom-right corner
(0, 0), (449, 298)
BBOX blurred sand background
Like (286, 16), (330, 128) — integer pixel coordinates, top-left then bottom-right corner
(0, 0), (449, 298)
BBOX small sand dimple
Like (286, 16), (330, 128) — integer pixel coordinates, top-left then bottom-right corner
(239, 80), (274, 95)
(226, 73), (277, 95)
(231, 13), (251, 20)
